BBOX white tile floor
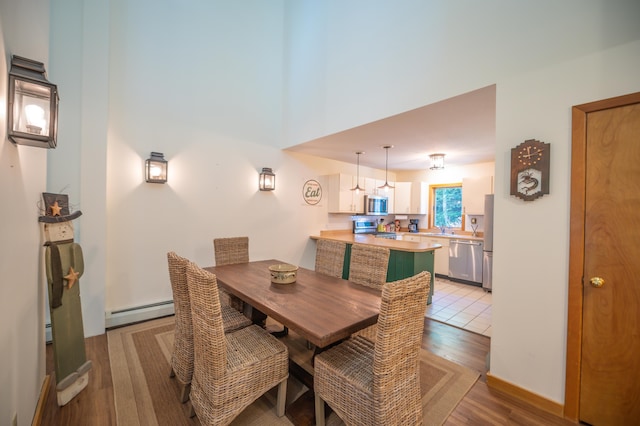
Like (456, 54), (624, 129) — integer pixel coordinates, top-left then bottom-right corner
(425, 277), (492, 337)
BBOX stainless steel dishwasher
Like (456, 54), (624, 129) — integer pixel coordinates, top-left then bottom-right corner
(448, 239), (483, 283)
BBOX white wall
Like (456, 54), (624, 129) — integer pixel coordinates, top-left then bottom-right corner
(284, 0), (640, 406)
(0, 0), (50, 424)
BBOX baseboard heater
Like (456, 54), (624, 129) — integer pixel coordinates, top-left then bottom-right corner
(105, 300), (174, 329)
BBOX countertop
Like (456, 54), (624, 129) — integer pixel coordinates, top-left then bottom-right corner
(310, 232), (442, 253)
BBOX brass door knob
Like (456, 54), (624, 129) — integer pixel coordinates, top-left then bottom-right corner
(589, 277), (605, 288)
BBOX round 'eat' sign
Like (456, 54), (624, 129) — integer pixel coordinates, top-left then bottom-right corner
(302, 180), (322, 205)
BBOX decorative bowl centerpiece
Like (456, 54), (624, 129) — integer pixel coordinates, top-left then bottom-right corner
(269, 264), (298, 284)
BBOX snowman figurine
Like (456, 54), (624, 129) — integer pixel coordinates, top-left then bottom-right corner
(39, 193), (92, 406)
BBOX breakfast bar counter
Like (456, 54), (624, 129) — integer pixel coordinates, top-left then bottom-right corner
(311, 232), (441, 304)
(310, 232), (443, 252)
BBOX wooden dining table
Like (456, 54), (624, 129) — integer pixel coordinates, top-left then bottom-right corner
(204, 259), (381, 348)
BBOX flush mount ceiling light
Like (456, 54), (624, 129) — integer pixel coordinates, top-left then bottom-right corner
(378, 145), (395, 192)
(259, 167), (275, 191)
(429, 153), (445, 170)
(351, 151), (364, 193)
(7, 55), (59, 148)
(145, 152), (168, 183)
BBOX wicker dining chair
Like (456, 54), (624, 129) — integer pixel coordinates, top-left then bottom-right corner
(314, 239), (347, 278)
(348, 244), (390, 341)
(347, 244), (390, 290)
(213, 236), (286, 334)
(166, 251), (251, 403)
(213, 237), (249, 312)
(186, 261), (289, 425)
(314, 271), (431, 426)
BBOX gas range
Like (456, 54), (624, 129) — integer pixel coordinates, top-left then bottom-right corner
(353, 219), (397, 239)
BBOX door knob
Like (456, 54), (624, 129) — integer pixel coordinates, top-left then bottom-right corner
(589, 277), (605, 288)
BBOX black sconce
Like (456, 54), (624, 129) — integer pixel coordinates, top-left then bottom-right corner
(259, 167), (275, 191)
(145, 152), (168, 183)
(7, 55), (59, 148)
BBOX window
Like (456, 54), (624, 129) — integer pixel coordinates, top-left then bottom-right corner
(429, 183), (463, 230)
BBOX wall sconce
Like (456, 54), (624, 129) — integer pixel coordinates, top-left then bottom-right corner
(7, 55), (59, 148)
(145, 152), (168, 183)
(429, 153), (445, 170)
(259, 167), (275, 191)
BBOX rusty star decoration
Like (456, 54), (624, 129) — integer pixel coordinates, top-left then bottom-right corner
(64, 266), (80, 289)
(50, 201), (63, 216)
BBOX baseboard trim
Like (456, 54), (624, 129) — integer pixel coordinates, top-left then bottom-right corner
(486, 371), (564, 417)
(32, 374), (50, 426)
(105, 301), (174, 329)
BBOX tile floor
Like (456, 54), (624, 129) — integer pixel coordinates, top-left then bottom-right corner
(425, 277), (492, 337)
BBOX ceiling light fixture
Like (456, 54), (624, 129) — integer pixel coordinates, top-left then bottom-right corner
(378, 145), (395, 192)
(351, 151), (364, 193)
(429, 153), (445, 170)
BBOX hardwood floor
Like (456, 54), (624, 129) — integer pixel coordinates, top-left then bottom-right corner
(41, 318), (575, 425)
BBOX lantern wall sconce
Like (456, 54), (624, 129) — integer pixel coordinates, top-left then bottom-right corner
(429, 153), (446, 170)
(145, 152), (168, 183)
(7, 55), (60, 148)
(259, 167), (275, 191)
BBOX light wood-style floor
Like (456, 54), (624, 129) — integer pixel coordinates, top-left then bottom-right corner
(41, 318), (575, 425)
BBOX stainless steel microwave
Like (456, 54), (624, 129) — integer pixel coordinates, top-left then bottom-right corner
(364, 195), (388, 215)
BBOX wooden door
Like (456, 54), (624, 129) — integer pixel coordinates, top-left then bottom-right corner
(565, 92), (640, 424)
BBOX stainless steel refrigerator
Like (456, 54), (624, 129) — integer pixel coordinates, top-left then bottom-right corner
(482, 194), (494, 291)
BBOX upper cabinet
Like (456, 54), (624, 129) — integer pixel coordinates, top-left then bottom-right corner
(462, 176), (493, 215)
(325, 174), (365, 214)
(394, 182), (428, 214)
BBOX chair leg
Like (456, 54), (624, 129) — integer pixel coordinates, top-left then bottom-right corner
(180, 383), (191, 403)
(315, 393), (325, 426)
(276, 377), (288, 417)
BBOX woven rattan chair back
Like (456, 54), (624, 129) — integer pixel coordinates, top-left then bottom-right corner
(186, 262), (227, 380)
(167, 252), (195, 389)
(348, 244), (390, 290)
(314, 271), (431, 426)
(167, 252), (250, 403)
(373, 271), (431, 422)
(186, 262), (289, 424)
(214, 237), (249, 265)
(314, 239), (347, 278)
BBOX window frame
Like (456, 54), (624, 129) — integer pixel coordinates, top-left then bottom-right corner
(428, 182), (465, 231)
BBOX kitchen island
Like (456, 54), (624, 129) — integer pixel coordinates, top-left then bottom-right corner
(310, 232), (442, 304)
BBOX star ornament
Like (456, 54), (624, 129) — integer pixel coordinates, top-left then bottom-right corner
(50, 201), (63, 216)
(64, 266), (80, 289)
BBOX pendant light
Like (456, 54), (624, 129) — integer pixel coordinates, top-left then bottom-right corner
(378, 145), (395, 192)
(351, 151), (364, 193)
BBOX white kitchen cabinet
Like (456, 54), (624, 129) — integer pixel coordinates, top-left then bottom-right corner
(326, 174), (365, 214)
(423, 236), (450, 276)
(402, 234), (422, 242)
(462, 176), (493, 215)
(394, 181), (428, 214)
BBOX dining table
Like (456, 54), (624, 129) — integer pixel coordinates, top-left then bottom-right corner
(204, 259), (381, 349)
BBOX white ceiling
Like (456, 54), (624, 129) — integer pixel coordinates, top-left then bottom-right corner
(285, 85), (496, 171)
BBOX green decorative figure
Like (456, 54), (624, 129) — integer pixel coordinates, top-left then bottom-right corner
(39, 193), (92, 406)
